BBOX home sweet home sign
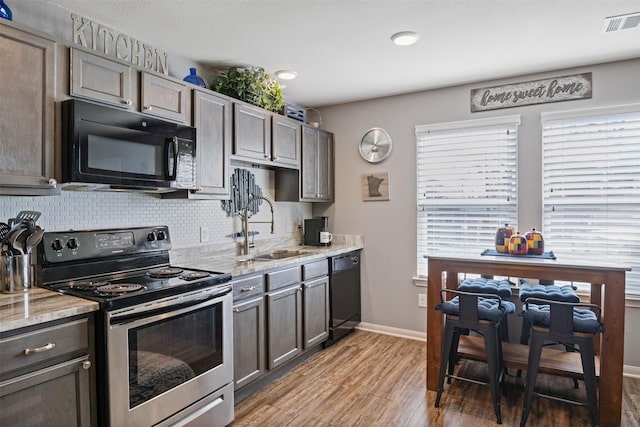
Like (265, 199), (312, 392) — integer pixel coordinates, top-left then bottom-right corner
(71, 14), (169, 75)
(470, 73), (592, 112)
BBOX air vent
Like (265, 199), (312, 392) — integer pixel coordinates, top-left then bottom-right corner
(602, 12), (640, 33)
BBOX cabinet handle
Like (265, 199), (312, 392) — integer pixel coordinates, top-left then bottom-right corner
(123, 99), (132, 106)
(82, 360), (92, 370)
(233, 308), (240, 313)
(48, 178), (57, 188)
(273, 156), (279, 160)
(144, 105), (152, 111)
(264, 154), (269, 158)
(24, 342), (56, 355)
(240, 286), (256, 292)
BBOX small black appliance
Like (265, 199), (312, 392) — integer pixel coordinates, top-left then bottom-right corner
(303, 216), (331, 246)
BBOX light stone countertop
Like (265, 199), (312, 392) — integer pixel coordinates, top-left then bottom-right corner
(0, 235), (363, 332)
(0, 288), (99, 333)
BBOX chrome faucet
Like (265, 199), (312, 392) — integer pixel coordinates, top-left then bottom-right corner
(240, 194), (275, 255)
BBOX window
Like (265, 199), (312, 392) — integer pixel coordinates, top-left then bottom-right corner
(542, 105), (640, 296)
(415, 116), (520, 277)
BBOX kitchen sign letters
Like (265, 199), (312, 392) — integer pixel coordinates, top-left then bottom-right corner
(71, 14), (169, 75)
(470, 73), (592, 112)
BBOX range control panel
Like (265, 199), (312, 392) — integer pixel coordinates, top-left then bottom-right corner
(40, 226), (172, 263)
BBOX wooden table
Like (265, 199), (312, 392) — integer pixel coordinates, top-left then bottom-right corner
(426, 254), (630, 427)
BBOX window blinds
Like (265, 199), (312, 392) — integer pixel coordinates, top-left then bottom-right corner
(541, 105), (640, 296)
(415, 116), (520, 277)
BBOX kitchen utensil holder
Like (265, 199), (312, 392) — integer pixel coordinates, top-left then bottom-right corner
(1, 253), (32, 293)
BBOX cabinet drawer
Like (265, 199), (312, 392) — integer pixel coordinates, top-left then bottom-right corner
(0, 318), (89, 376)
(233, 275), (265, 301)
(266, 266), (301, 291)
(303, 259), (328, 281)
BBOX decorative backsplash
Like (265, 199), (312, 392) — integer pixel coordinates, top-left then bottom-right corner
(0, 169), (310, 250)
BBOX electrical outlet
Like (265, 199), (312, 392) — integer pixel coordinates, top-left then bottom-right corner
(200, 226), (209, 243)
(418, 293), (427, 308)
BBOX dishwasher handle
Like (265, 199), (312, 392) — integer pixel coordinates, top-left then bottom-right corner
(331, 250), (361, 272)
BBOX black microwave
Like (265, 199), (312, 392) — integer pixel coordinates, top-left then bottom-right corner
(61, 99), (196, 193)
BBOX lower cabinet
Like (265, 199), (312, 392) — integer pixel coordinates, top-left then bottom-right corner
(0, 315), (94, 427)
(233, 296), (265, 390)
(266, 284), (303, 370)
(303, 276), (330, 349)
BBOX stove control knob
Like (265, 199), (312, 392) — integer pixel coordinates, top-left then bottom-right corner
(147, 232), (156, 241)
(156, 230), (166, 240)
(67, 237), (79, 250)
(51, 239), (64, 251)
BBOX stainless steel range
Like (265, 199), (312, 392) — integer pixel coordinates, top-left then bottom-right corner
(37, 226), (234, 427)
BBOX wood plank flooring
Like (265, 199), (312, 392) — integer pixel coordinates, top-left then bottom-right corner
(232, 330), (640, 426)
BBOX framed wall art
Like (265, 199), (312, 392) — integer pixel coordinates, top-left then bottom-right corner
(361, 172), (390, 201)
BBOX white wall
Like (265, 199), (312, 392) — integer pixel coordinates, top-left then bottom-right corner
(316, 58), (640, 368)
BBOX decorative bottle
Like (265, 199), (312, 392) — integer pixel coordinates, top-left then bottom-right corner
(495, 223), (514, 253)
(508, 231), (528, 255)
(183, 67), (206, 88)
(0, 0), (12, 21)
(525, 228), (544, 255)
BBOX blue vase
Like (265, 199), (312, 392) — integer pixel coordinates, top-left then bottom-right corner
(183, 67), (206, 88)
(0, 0), (12, 21)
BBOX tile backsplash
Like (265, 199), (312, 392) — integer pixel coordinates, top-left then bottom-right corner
(0, 168), (310, 250)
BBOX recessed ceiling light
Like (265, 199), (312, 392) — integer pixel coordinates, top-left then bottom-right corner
(275, 70), (298, 80)
(391, 31), (420, 46)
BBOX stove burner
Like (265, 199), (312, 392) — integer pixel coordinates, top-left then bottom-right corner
(96, 283), (144, 294)
(147, 267), (184, 278)
(70, 280), (110, 290)
(180, 271), (210, 281)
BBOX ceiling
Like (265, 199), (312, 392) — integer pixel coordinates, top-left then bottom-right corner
(44, 0), (640, 107)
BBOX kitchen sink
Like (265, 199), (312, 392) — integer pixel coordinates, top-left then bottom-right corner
(251, 250), (304, 261)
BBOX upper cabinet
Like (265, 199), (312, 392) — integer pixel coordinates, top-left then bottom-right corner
(70, 48), (190, 123)
(232, 101), (301, 169)
(0, 22), (59, 196)
(275, 125), (334, 203)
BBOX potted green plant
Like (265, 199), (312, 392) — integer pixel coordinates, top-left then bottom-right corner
(212, 67), (284, 113)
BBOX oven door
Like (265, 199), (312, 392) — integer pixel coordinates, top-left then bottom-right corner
(105, 285), (233, 427)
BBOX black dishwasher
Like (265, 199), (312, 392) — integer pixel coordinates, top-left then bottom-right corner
(326, 250), (362, 346)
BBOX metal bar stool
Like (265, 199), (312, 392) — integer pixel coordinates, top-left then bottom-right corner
(519, 297), (604, 427)
(458, 277), (514, 342)
(434, 289), (516, 424)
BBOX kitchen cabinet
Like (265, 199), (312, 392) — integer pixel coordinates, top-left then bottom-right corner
(275, 125), (334, 202)
(164, 89), (232, 199)
(266, 284), (303, 369)
(302, 259), (330, 349)
(271, 115), (301, 168)
(232, 275), (266, 390)
(0, 22), (59, 196)
(0, 316), (94, 427)
(70, 47), (190, 123)
(233, 103), (272, 162)
(231, 101), (302, 169)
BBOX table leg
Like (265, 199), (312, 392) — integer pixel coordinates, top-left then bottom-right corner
(426, 261), (444, 391)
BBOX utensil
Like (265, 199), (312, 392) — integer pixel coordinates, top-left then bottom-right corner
(24, 227), (44, 254)
(8, 228), (27, 255)
(16, 210), (41, 222)
(0, 222), (9, 242)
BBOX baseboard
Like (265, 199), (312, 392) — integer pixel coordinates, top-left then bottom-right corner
(356, 322), (640, 378)
(355, 322), (426, 341)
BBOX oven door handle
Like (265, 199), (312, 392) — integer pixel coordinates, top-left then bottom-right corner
(110, 286), (231, 325)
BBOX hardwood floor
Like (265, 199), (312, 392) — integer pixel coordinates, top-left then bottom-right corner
(232, 330), (640, 426)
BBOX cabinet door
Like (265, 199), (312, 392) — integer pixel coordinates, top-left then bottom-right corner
(301, 125), (319, 200)
(141, 72), (189, 123)
(303, 276), (329, 349)
(233, 297), (265, 390)
(70, 47), (133, 109)
(272, 115), (301, 168)
(233, 103), (271, 162)
(266, 285), (302, 370)
(0, 24), (58, 194)
(0, 355), (92, 427)
(316, 130), (334, 202)
(192, 90), (231, 198)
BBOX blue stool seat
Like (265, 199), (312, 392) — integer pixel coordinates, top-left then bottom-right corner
(522, 303), (603, 334)
(437, 296), (516, 322)
(458, 277), (513, 298)
(519, 282), (579, 303)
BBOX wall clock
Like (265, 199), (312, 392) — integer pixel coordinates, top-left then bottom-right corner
(359, 128), (392, 163)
